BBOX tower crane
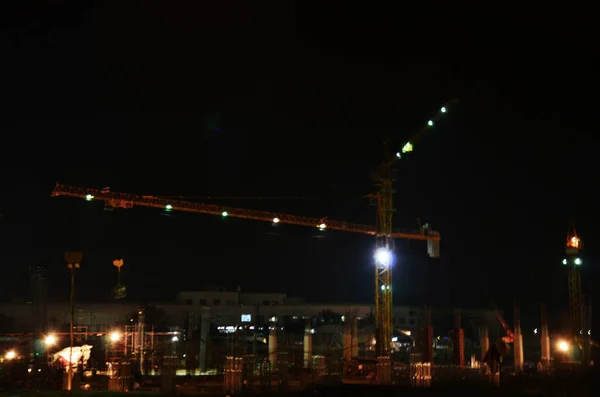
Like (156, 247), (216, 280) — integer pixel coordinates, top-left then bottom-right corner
(367, 100), (458, 362)
(563, 227), (583, 340)
(51, 101), (457, 376)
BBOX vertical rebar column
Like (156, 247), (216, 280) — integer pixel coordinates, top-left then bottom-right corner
(268, 323), (278, 369)
(138, 309), (145, 375)
(64, 252), (82, 392)
(452, 309), (464, 367)
(303, 321), (312, 368)
(343, 316), (351, 363)
(480, 326), (489, 364)
(540, 304), (551, 369)
(513, 301), (524, 374)
(422, 305), (433, 363)
(198, 308), (210, 373)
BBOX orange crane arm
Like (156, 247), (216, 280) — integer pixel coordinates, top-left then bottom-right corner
(494, 308), (514, 343)
(51, 184), (439, 242)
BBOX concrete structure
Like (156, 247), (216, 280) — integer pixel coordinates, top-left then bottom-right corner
(177, 290), (290, 307)
(0, 290), (500, 345)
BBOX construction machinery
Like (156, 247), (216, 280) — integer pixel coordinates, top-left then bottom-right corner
(564, 227), (583, 340)
(51, 102), (457, 380)
(562, 226), (595, 365)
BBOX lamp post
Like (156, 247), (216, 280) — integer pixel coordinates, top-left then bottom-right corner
(45, 334), (57, 366)
(64, 251), (83, 392)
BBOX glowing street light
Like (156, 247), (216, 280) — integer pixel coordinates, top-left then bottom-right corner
(45, 335), (57, 346)
(110, 331), (122, 342)
(374, 248), (393, 268)
(557, 340), (569, 352)
(172, 336), (179, 342)
(5, 350), (16, 360)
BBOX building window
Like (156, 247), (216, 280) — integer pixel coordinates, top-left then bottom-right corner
(199, 299), (207, 305)
(409, 310), (417, 316)
(213, 299), (221, 305)
(263, 300), (270, 305)
(185, 299), (192, 305)
(409, 318), (415, 325)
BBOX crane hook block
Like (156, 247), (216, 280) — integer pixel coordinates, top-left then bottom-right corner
(428, 240), (440, 258)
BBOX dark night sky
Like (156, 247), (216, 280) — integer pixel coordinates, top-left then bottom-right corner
(1, 1), (598, 329)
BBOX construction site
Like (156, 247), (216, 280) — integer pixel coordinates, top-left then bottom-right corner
(0, 105), (597, 395)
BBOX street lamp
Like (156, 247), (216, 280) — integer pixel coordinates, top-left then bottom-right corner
(110, 332), (122, 342)
(557, 340), (570, 352)
(5, 350), (16, 360)
(45, 334), (57, 366)
(64, 251), (83, 392)
(45, 335), (57, 346)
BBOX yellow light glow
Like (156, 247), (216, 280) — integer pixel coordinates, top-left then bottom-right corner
(557, 340), (569, 352)
(45, 335), (57, 346)
(110, 332), (122, 342)
(5, 350), (16, 360)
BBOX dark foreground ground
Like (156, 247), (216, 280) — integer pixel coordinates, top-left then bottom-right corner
(1, 370), (598, 397)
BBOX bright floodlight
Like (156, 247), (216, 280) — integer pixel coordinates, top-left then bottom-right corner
(273, 217), (280, 223)
(85, 194), (94, 201)
(375, 248), (392, 267)
(557, 340), (569, 352)
(110, 332), (122, 342)
(172, 336), (179, 342)
(441, 106), (447, 113)
(5, 350), (16, 360)
(45, 335), (57, 346)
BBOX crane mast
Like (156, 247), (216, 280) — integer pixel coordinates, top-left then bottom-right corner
(564, 228), (583, 339)
(369, 100), (457, 362)
(374, 150), (394, 359)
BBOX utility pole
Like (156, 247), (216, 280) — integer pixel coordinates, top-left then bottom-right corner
(64, 252), (83, 392)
